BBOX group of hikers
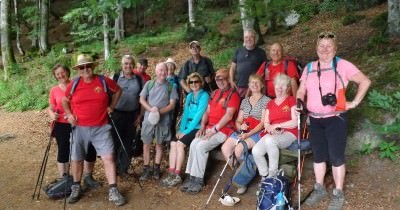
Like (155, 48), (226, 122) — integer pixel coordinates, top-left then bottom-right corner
(46, 29), (371, 209)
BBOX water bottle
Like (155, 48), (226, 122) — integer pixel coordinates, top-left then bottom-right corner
(275, 192), (285, 210)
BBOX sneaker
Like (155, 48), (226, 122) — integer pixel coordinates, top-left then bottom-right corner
(108, 187), (126, 206)
(180, 175), (194, 192)
(160, 172), (174, 186)
(139, 167), (152, 181)
(304, 183), (328, 206)
(83, 174), (100, 189)
(153, 167), (161, 180)
(161, 173), (182, 187)
(186, 177), (204, 195)
(327, 189), (345, 210)
(236, 186), (248, 195)
(67, 184), (81, 204)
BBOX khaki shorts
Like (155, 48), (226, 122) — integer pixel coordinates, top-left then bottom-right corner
(141, 123), (171, 144)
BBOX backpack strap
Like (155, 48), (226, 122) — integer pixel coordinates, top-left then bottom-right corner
(223, 88), (236, 109)
(98, 75), (108, 93)
(284, 59), (289, 75)
(263, 61), (271, 80)
(69, 76), (81, 97)
(147, 80), (156, 92)
(113, 71), (120, 82)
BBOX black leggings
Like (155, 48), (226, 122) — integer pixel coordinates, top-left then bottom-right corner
(53, 122), (97, 163)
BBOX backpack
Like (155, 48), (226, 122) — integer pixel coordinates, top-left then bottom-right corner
(232, 140), (257, 188)
(257, 171), (291, 210)
(113, 71), (144, 91)
(263, 56), (303, 80)
(146, 79), (174, 97)
(43, 175), (73, 199)
(70, 74), (109, 96)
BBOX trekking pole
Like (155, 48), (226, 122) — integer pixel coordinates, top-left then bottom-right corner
(63, 126), (75, 210)
(296, 99), (302, 210)
(32, 121), (55, 200)
(108, 113), (144, 191)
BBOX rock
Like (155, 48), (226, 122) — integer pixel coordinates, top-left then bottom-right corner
(346, 125), (381, 155)
(0, 133), (16, 142)
(285, 10), (300, 27)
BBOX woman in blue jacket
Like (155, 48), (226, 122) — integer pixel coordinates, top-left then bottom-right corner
(160, 72), (209, 187)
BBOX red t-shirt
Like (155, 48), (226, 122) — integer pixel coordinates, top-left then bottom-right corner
(49, 85), (68, 123)
(65, 75), (119, 126)
(267, 96), (297, 138)
(256, 61), (299, 98)
(133, 69), (151, 83)
(207, 89), (241, 136)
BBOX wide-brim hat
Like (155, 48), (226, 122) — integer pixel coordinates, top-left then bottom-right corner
(189, 40), (201, 48)
(165, 58), (177, 69)
(148, 111), (160, 125)
(73, 54), (97, 70)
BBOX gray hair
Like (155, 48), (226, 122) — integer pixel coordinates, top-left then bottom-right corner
(121, 55), (135, 66)
(243, 28), (259, 45)
(274, 73), (291, 88)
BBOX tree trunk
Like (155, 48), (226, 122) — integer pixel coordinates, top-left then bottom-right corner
(239, 0), (255, 31)
(30, 0), (39, 48)
(13, 0), (24, 55)
(388, 0), (400, 37)
(113, 0), (124, 43)
(103, 13), (110, 60)
(39, 0), (49, 54)
(188, 0), (195, 27)
(0, 0), (16, 81)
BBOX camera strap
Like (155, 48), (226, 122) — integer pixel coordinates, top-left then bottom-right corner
(317, 57), (337, 102)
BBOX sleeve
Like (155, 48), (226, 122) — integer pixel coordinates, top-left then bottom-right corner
(340, 59), (360, 82)
(169, 86), (179, 101)
(182, 92), (210, 135)
(49, 87), (56, 107)
(64, 82), (73, 98)
(179, 94), (191, 133)
(287, 61), (299, 79)
(178, 61), (189, 80)
(239, 98), (248, 111)
(232, 48), (239, 63)
(256, 61), (266, 76)
(299, 62), (312, 82)
(105, 77), (119, 93)
(140, 81), (150, 97)
(206, 57), (215, 74)
(227, 92), (241, 111)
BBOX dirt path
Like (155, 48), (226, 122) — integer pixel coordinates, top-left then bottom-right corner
(0, 110), (398, 210)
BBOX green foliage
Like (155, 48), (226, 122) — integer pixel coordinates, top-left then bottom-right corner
(379, 141), (399, 161)
(370, 12), (388, 31)
(340, 0), (386, 11)
(360, 143), (373, 155)
(318, 0), (339, 13)
(212, 47), (236, 69)
(294, 1), (318, 22)
(20, 4), (39, 42)
(341, 14), (365, 26)
(103, 51), (119, 72)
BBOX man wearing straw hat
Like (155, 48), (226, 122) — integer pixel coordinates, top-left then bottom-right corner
(62, 54), (126, 206)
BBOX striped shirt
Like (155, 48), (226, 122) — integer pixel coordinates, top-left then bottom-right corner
(240, 95), (270, 120)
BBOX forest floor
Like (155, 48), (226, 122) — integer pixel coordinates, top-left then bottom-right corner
(0, 110), (399, 210)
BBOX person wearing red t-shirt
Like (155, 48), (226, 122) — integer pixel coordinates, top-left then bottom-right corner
(252, 73), (298, 179)
(256, 42), (299, 98)
(62, 54), (126, 206)
(133, 57), (151, 83)
(47, 64), (98, 188)
(180, 68), (240, 194)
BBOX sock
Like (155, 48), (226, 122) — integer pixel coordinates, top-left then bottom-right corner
(174, 169), (181, 175)
(109, 183), (117, 188)
(168, 168), (175, 173)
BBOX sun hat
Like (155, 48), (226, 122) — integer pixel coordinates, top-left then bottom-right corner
(73, 54), (96, 70)
(189, 40), (201, 48)
(148, 111), (160, 125)
(165, 58), (177, 69)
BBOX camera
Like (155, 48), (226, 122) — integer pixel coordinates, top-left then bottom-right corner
(321, 93), (337, 106)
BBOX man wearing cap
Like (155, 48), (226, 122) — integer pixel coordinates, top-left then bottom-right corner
(134, 57), (151, 83)
(62, 54), (126, 206)
(229, 29), (266, 98)
(178, 40), (215, 93)
(180, 68), (240, 194)
(111, 55), (144, 177)
(139, 62), (179, 180)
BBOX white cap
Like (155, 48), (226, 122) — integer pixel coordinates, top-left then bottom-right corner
(148, 111), (160, 125)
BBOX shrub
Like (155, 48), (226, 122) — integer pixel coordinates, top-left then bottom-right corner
(341, 14), (365, 26)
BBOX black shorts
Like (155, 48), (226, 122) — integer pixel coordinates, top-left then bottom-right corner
(172, 129), (198, 147)
(309, 113), (347, 166)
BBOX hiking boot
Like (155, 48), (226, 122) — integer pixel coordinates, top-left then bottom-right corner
(327, 189), (345, 210)
(160, 172), (174, 186)
(67, 184), (81, 204)
(161, 173), (182, 187)
(153, 167), (161, 180)
(108, 187), (126, 206)
(236, 186), (248, 195)
(83, 174), (100, 189)
(186, 176), (204, 195)
(180, 175), (194, 192)
(304, 183), (328, 206)
(139, 166), (152, 181)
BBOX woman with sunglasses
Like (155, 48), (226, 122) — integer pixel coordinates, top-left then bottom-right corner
(297, 31), (371, 210)
(160, 72), (209, 187)
(47, 64), (98, 187)
(220, 73), (270, 194)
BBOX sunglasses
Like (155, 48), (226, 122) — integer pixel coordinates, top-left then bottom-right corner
(78, 64), (92, 70)
(189, 80), (200, 84)
(190, 46), (200, 50)
(318, 32), (336, 39)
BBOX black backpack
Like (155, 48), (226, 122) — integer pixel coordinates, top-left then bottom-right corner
(43, 175), (73, 199)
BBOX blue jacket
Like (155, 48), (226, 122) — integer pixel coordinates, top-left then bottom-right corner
(179, 89), (209, 135)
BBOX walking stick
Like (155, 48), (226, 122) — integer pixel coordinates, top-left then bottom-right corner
(297, 99), (303, 210)
(32, 121), (55, 200)
(63, 126), (74, 210)
(108, 113), (143, 191)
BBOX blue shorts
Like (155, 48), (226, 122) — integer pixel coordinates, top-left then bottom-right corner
(229, 131), (262, 143)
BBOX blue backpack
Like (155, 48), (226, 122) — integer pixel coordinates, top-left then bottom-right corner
(257, 171), (291, 210)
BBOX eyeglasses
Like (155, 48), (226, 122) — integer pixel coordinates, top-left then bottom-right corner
(78, 65), (92, 70)
(318, 32), (336, 39)
(189, 80), (200, 84)
(215, 77), (227, 82)
(190, 46), (200, 50)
